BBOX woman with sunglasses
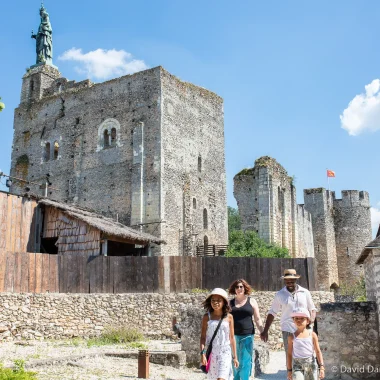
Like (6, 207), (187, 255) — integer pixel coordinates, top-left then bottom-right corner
(228, 279), (264, 380)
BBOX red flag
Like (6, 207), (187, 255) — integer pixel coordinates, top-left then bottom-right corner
(327, 170), (335, 178)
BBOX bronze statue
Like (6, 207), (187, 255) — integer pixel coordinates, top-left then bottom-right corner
(31, 5), (53, 65)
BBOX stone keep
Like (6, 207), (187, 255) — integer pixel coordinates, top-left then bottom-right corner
(10, 64), (228, 256)
(304, 189), (372, 289)
(233, 156), (314, 258)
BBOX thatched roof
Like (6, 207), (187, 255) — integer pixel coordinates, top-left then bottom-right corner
(38, 199), (164, 245)
(356, 235), (380, 264)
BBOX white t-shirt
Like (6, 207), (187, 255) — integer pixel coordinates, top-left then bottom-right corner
(268, 285), (317, 333)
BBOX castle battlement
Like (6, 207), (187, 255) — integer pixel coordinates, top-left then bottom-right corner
(333, 190), (370, 208)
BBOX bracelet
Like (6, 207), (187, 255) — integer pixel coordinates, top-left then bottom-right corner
(200, 349), (206, 355)
(287, 369), (292, 372)
(319, 364), (325, 368)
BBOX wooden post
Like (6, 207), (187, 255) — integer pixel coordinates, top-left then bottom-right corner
(138, 350), (149, 378)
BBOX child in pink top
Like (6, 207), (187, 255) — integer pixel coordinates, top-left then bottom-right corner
(286, 308), (325, 380)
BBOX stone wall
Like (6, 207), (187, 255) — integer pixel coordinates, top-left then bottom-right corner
(0, 291), (333, 349)
(11, 64), (228, 256)
(304, 188), (339, 290)
(160, 70), (227, 256)
(234, 157), (314, 258)
(318, 302), (380, 379)
(333, 191), (371, 283)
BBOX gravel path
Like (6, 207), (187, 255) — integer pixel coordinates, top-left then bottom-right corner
(255, 350), (286, 380)
(0, 340), (286, 379)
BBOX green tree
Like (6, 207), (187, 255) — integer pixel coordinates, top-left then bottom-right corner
(228, 206), (241, 232)
(226, 206), (290, 258)
(0, 97), (5, 112)
(226, 230), (290, 258)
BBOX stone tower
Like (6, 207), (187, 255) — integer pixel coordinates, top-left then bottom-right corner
(303, 188), (339, 290)
(234, 157), (314, 258)
(10, 8), (228, 256)
(333, 190), (371, 283)
(304, 188), (372, 289)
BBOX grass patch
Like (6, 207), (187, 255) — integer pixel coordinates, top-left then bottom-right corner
(0, 360), (38, 380)
(87, 326), (144, 347)
(125, 342), (148, 350)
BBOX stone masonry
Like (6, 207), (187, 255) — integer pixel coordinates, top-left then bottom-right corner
(10, 63), (227, 256)
(0, 291), (333, 350)
(318, 302), (380, 380)
(234, 156), (372, 290)
(234, 157), (314, 258)
(304, 188), (372, 290)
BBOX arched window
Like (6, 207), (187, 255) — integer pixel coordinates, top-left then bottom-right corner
(44, 142), (51, 161)
(198, 156), (202, 173)
(53, 141), (59, 160)
(203, 208), (208, 229)
(111, 128), (117, 146)
(193, 198), (197, 209)
(204, 235), (209, 249)
(104, 130), (110, 148)
(97, 118), (122, 152)
(30, 80), (34, 94)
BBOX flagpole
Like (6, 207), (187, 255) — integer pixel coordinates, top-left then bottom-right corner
(326, 168), (330, 191)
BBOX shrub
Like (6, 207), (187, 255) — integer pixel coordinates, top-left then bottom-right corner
(87, 326), (144, 347)
(0, 360), (37, 380)
(225, 230), (290, 258)
(337, 276), (367, 302)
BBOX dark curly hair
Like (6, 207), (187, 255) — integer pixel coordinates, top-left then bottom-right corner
(202, 295), (231, 316)
(228, 279), (252, 295)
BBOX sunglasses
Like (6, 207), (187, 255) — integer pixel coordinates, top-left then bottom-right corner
(235, 285), (244, 289)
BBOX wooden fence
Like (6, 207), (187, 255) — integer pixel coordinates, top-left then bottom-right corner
(0, 251), (316, 293)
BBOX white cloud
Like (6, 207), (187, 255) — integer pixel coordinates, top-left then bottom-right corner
(58, 48), (148, 80)
(340, 79), (380, 136)
(370, 207), (380, 236)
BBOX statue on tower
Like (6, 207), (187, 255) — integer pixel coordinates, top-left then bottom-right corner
(31, 4), (53, 65)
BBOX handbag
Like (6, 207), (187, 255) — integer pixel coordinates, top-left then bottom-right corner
(200, 317), (224, 374)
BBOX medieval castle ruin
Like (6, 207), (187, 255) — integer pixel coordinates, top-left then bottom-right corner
(234, 156), (372, 289)
(9, 10), (228, 256)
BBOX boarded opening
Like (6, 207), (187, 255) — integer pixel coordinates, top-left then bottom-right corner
(107, 240), (147, 256)
(40, 237), (58, 254)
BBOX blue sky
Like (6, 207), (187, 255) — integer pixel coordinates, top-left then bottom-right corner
(1, 0), (379, 233)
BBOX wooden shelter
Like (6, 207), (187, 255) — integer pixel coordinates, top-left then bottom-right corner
(0, 192), (163, 256)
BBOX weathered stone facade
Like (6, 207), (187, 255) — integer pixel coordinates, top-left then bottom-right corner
(10, 64), (228, 256)
(234, 157), (314, 258)
(0, 291), (333, 350)
(304, 189), (371, 290)
(234, 156), (372, 290)
(304, 188), (339, 290)
(333, 191), (372, 282)
(318, 302), (380, 379)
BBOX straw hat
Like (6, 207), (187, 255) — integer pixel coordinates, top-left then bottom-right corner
(282, 269), (301, 279)
(291, 307), (310, 319)
(206, 288), (229, 303)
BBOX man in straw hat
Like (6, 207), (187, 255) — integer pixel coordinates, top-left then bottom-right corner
(260, 269), (316, 356)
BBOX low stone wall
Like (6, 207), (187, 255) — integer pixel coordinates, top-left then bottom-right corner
(0, 291), (333, 351)
(318, 302), (380, 379)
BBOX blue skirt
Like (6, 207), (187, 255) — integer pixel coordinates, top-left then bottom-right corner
(233, 335), (254, 380)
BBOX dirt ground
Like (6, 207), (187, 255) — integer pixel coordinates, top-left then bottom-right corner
(0, 339), (286, 380)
